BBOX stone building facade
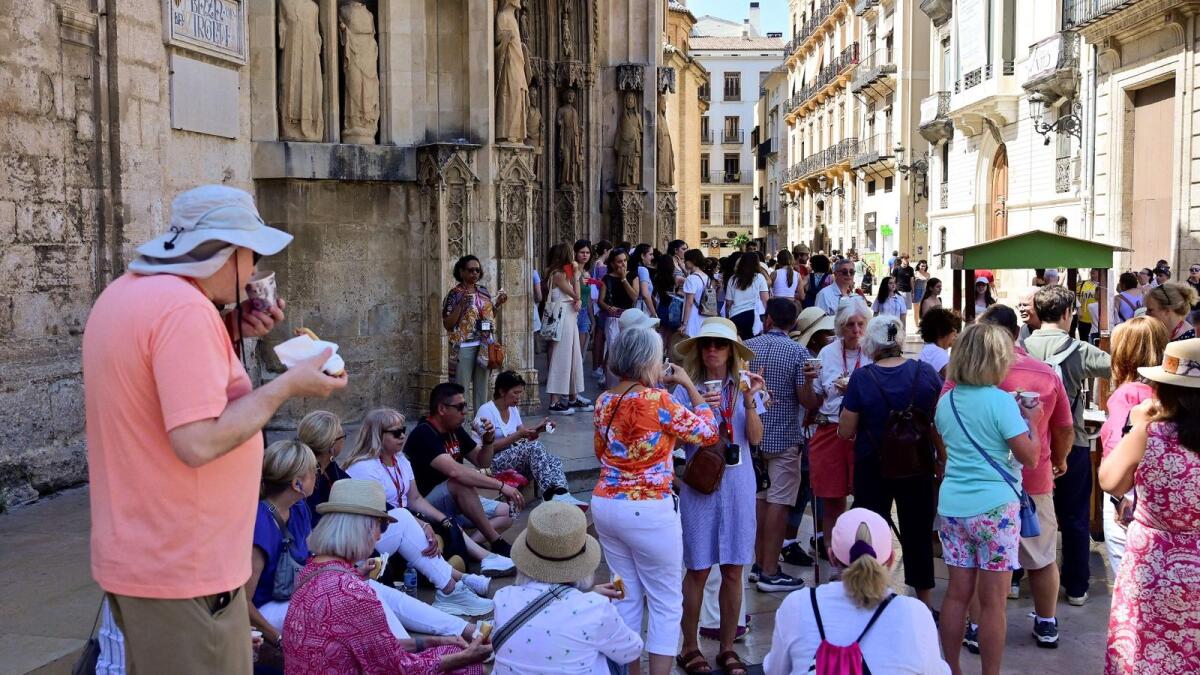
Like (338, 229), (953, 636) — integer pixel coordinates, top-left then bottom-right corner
(664, 1), (710, 247)
(0, 0), (681, 508)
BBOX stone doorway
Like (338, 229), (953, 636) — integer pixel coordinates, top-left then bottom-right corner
(988, 144), (1009, 240)
(1128, 78), (1175, 269)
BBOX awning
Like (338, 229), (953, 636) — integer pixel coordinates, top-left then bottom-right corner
(939, 229), (1131, 271)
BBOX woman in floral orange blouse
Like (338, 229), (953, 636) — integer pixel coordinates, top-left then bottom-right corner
(591, 325), (718, 675)
(442, 255), (508, 413)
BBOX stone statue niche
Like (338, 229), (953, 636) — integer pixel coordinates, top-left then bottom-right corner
(656, 93), (674, 188)
(615, 91), (643, 188)
(278, 0), (325, 142)
(557, 88), (582, 187)
(495, 0), (530, 143)
(527, 84), (543, 156)
(339, 1), (379, 144)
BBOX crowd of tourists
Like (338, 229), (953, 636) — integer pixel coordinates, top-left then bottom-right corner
(81, 185), (1200, 674)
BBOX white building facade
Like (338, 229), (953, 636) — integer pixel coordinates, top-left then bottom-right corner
(753, 66), (791, 253)
(692, 18), (786, 251)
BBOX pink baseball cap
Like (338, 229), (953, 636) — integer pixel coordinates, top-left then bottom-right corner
(831, 508), (894, 567)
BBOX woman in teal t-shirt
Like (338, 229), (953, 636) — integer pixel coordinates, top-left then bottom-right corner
(933, 323), (1042, 675)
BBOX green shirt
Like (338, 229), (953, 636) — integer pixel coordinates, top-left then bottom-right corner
(1023, 327), (1112, 446)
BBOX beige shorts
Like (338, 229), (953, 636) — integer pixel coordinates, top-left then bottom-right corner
(1018, 493), (1059, 570)
(756, 446), (802, 505)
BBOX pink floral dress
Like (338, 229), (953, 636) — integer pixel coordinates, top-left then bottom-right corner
(1106, 422), (1200, 674)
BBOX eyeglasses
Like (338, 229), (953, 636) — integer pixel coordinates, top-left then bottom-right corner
(444, 402), (468, 412)
(384, 428), (406, 439)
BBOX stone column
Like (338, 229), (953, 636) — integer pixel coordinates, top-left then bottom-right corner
(611, 63), (646, 243)
(494, 143), (541, 406)
(416, 143), (480, 404)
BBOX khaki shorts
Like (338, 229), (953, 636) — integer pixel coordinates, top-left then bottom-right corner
(1018, 493), (1059, 570)
(108, 588), (252, 675)
(756, 446), (802, 505)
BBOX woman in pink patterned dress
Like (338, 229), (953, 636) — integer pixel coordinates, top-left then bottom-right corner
(1100, 338), (1200, 675)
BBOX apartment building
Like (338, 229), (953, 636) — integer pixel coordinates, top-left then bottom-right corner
(1066, 0), (1200, 271)
(753, 66), (791, 253)
(692, 5), (786, 251)
(665, 2), (712, 248)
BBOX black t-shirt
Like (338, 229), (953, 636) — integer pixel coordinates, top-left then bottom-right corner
(894, 266), (916, 292)
(604, 275), (636, 310)
(403, 418), (477, 496)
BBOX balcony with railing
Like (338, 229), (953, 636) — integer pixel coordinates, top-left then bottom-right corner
(920, 0), (952, 26)
(854, 0), (879, 16)
(1022, 31), (1081, 102)
(722, 129), (745, 145)
(785, 42), (860, 121)
(701, 129), (714, 144)
(698, 84), (711, 103)
(784, 137), (859, 186)
(1062, 0), (1140, 30)
(918, 91), (953, 144)
(850, 133), (894, 171)
(850, 48), (897, 98)
(710, 171), (751, 185)
(701, 171), (712, 184)
(785, 1), (850, 62)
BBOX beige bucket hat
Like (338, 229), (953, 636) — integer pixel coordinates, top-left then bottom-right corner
(315, 479), (398, 522)
(510, 501), (601, 584)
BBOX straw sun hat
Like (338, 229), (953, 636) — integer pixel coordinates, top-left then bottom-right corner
(792, 307), (835, 347)
(1138, 338), (1200, 389)
(510, 501), (602, 584)
(315, 479), (398, 522)
(674, 317), (756, 363)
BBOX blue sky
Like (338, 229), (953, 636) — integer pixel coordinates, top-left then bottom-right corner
(685, 0), (791, 35)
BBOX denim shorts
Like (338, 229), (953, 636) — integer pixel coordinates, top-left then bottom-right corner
(426, 481), (504, 530)
(578, 306), (592, 333)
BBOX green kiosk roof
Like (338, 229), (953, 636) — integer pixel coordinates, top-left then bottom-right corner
(941, 230), (1130, 270)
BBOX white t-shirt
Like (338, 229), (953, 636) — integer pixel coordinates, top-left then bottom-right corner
(763, 583), (950, 675)
(919, 343), (950, 377)
(771, 268), (800, 299)
(637, 266), (654, 310)
(817, 284), (870, 316)
(682, 272), (710, 336)
(344, 456), (414, 508)
(726, 275), (768, 316)
(873, 295), (908, 318)
(816, 340), (873, 417)
(474, 400), (522, 438)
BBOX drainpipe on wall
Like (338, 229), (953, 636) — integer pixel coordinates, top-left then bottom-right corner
(1085, 43), (1098, 242)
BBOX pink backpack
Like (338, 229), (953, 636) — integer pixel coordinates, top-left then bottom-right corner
(808, 588), (896, 675)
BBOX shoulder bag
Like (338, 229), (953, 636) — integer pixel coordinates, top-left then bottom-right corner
(947, 391), (1040, 538)
(492, 584), (629, 675)
(266, 503), (306, 601)
(683, 394), (727, 495)
(864, 363), (934, 480)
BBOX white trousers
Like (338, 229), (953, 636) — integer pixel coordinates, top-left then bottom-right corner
(377, 507), (454, 591)
(592, 495), (683, 656)
(259, 579), (466, 639)
(699, 564), (748, 630)
(1103, 495), (1128, 576)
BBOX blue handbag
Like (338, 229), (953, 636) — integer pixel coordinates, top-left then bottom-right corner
(948, 391), (1041, 538)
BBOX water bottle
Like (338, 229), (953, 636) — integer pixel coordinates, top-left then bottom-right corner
(403, 564), (418, 596)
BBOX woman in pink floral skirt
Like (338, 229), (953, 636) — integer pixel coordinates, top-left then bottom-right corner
(1100, 338), (1200, 675)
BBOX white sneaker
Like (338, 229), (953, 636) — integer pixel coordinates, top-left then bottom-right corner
(1067, 592), (1088, 607)
(480, 553), (516, 577)
(461, 573), (490, 596)
(550, 492), (589, 510)
(433, 583), (494, 617)
(593, 367), (606, 384)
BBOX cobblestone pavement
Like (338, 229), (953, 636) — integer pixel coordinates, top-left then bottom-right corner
(0, 349), (1111, 674)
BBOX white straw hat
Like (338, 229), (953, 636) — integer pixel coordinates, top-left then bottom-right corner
(315, 479), (398, 521)
(510, 501), (601, 584)
(1138, 338), (1200, 389)
(673, 317), (756, 363)
(136, 185), (292, 259)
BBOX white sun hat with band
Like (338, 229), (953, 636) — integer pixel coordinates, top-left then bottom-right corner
(1138, 338), (1200, 388)
(673, 316), (756, 364)
(510, 501), (601, 584)
(136, 185), (292, 259)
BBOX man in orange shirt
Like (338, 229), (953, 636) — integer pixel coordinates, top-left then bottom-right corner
(83, 185), (346, 673)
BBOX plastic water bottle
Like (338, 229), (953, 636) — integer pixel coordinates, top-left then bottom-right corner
(403, 564), (418, 595)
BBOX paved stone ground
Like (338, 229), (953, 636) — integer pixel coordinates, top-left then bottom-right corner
(0, 346), (1111, 674)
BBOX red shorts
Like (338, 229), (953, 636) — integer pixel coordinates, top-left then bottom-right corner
(808, 424), (854, 498)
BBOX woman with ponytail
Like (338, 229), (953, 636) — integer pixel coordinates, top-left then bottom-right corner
(763, 508), (948, 674)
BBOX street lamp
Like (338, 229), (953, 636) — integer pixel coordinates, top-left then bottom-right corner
(815, 174), (844, 197)
(1028, 93), (1083, 145)
(894, 143), (929, 201)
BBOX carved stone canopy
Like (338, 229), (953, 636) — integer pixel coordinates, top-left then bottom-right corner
(557, 61), (587, 89)
(657, 66), (676, 94)
(617, 64), (645, 92)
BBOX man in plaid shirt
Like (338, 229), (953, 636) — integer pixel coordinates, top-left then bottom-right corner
(746, 298), (821, 592)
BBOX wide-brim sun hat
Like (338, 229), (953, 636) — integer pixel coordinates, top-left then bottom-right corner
(792, 307), (835, 346)
(315, 479), (398, 521)
(1138, 338), (1200, 388)
(674, 316), (756, 363)
(510, 501), (602, 584)
(831, 508), (894, 567)
(618, 307), (660, 331)
(135, 185), (293, 259)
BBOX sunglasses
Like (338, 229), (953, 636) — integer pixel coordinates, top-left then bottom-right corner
(384, 428), (406, 439)
(836, 269), (853, 276)
(464, 267), (482, 275)
(698, 338), (730, 350)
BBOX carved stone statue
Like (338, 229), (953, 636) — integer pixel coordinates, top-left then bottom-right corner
(278, 0), (324, 142)
(495, 0), (530, 143)
(615, 91), (643, 188)
(339, 2), (379, 144)
(560, 3), (574, 60)
(557, 89), (582, 186)
(656, 94), (674, 188)
(526, 86), (543, 155)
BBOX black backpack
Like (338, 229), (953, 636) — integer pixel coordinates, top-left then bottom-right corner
(864, 363), (935, 480)
(803, 272), (830, 309)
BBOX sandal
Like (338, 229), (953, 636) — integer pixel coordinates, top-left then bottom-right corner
(676, 649), (713, 674)
(716, 650), (748, 675)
